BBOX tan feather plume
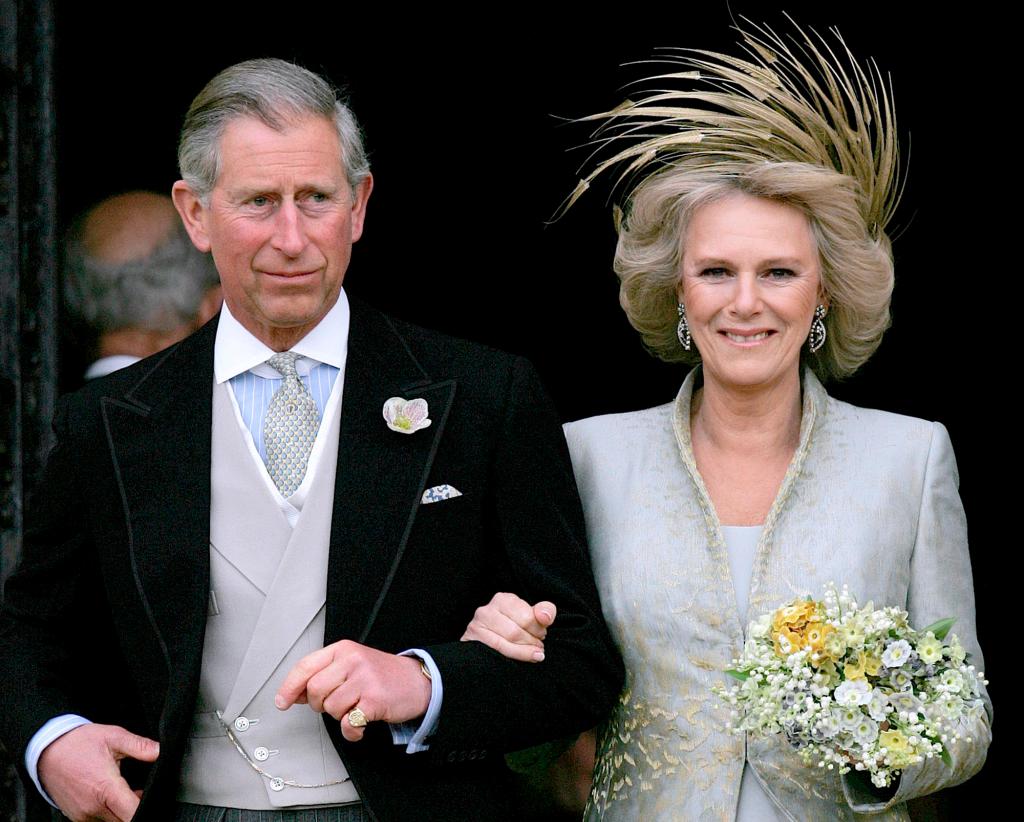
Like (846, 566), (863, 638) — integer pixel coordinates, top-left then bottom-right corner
(560, 17), (903, 236)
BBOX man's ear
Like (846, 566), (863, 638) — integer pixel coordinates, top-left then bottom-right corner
(349, 173), (374, 244)
(172, 180), (212, 253)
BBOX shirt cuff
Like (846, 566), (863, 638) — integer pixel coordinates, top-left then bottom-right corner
(390, 649), (442, 753)
(25, 714), (92, 807)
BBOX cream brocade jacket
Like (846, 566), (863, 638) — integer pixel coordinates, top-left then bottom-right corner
(566, 368), (991, 822)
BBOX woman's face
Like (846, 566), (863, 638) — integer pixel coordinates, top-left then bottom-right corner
(678, 193), (822, 394)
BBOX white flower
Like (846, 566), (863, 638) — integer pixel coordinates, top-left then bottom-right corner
(816, 714), (841, 739)
(960, 668), (983, 697)
(889, 692), (922, 716)
(938, 669), (963, 694)
(382, 397), (432, 434)
(921, 700), (945, 724)
(836, 705), (862, 730)
(882, 639), (913, 668)
(742, 637), (761, 659)
(835, 679), (873, 706)
(940, 695), (964, 718)
(867, 691), (890, 722)
(853, 717), (879, 745)
(749, 614), (771, 639)
(948, 634), (967, 665)
(889, 669), (913, 691)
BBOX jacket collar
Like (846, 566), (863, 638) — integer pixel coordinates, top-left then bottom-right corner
(670, 366), (828, 634)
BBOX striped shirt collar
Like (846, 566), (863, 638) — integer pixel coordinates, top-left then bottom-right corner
(214, 290), (350, 384)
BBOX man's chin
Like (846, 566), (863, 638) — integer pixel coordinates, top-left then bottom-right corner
(257, 298), (336, 332)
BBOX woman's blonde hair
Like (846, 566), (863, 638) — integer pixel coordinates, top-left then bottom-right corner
(616, 160), (893, 381)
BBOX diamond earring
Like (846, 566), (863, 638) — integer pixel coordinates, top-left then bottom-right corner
(809, 304), (827, 353)
(676, 302), (692, 351)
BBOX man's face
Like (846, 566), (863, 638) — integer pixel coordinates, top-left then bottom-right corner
(174, 115), (371, 349)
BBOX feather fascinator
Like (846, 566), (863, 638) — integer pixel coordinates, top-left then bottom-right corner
(562, 18), (903, 238)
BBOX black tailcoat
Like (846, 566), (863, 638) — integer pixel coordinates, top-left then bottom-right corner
(0, 299), (623, 821)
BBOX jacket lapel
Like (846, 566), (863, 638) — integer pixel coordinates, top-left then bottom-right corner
(325, 301), (456, 645)
(100, 320), (215, 683)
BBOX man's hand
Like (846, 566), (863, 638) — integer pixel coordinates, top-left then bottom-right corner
(38, 723), (159, 822)
(275, 640), (431, 742)
(461, 592), (557, 662)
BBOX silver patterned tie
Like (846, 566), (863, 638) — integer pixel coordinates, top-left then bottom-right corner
(264, 352), (321, 497)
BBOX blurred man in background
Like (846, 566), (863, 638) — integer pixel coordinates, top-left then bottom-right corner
(64, 191), (221, 379)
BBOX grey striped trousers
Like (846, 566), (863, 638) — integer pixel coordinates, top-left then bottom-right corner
(173, 804), (366, 822)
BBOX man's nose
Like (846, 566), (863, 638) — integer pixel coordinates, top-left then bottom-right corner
(270, 201), (307, 257)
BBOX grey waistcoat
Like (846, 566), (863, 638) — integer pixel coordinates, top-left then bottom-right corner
(176, 379), (359, 808)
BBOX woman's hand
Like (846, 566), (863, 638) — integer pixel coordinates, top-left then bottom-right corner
(461, 592), (557, 662)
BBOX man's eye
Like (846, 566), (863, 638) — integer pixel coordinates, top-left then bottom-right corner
(250, 196), (271, 207)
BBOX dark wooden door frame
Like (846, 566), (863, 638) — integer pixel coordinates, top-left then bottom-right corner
(2, 1), (58, 820)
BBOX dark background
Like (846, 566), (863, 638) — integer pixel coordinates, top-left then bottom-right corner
(48, 0), (1006, 814)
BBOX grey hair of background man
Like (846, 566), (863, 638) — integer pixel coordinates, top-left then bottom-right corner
(178, 58), (371, 204)
(64, 220), (220, 333)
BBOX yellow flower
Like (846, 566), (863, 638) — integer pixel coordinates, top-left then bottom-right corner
(804, 622), (832, 652)
(879, 730), (910, 754)
(879, 729), (915, 768)
(773, 599), (817, 631)
(815, 660), (840, 687)
(917, 632), (944, 665)
(843, 624), (865, 648)
(774, 628), (804, 656)
(863, 653), (882, 676)
(824, 631), (847, 660)
(843, 653), (867, 681)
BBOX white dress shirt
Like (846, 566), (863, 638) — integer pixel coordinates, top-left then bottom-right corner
(214, 295), (349, 528)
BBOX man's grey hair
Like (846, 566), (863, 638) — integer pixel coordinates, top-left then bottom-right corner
(64, 221), (220, 334)
(178, 58), (371, 203)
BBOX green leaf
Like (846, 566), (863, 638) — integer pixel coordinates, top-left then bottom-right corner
(725, 669), (749, 681)
(922, 618), (956, 641)
(940, 746), (953, 768)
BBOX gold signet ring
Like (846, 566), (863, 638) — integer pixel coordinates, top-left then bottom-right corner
(347, 707), (368, 728)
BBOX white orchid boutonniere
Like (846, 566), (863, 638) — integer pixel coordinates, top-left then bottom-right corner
(383, 397), (432, 434)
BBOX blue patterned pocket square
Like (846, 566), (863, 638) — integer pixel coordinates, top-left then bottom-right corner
(421, 484), (463, 504)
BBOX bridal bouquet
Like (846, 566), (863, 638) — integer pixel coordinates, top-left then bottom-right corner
(713, 584), (987, 788)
